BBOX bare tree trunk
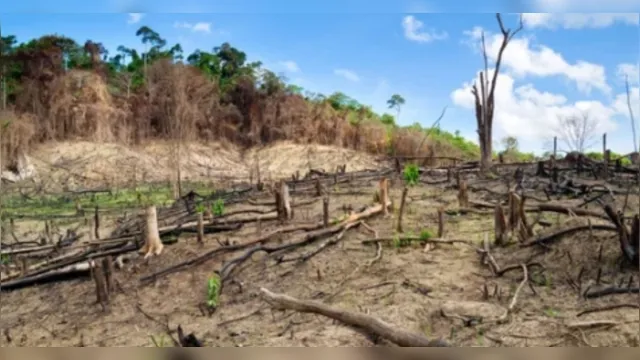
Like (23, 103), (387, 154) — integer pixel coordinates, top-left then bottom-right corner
(471, 14), (523, 174)
(479, 125), (493, 172)
(0, 22), (6, 111)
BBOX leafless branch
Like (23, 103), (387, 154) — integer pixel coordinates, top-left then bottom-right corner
(624, 75), (638, 153)
(554, 111), (599, 153)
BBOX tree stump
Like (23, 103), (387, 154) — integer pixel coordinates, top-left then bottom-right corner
(379, 178), (390, 216)
(457, 180), (469, 208)
(494, 204), (507, 246)
(139, 205), (164, 259)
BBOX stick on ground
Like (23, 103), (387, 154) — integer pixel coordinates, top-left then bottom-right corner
(259, 287), (451, 347)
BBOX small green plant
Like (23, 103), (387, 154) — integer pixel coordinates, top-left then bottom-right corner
(195, 203), (205, 214)
(212, 199), (225, 216)
(449, 327), (457, 340)
(543, 307), (558, 317)
(392, 233), (411, 248)
(421, 322), (432, 337)
(149, 334), (169, 347)
(419, 229), (433, 242)
(403, 163), (420, 186)
(476, 328), (485, 346)
(206, 273), (221, 309)
(0, 254), (11, 265)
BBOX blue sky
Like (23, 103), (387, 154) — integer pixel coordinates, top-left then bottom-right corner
(3, 1), (640, 154)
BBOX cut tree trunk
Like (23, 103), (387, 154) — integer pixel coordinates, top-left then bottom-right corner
(139, 205), (164, 259)
(379, 178), (390, 216)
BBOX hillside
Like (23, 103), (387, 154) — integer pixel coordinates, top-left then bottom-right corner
(0, 28), (486, 185)
(21, 140), (382, 191)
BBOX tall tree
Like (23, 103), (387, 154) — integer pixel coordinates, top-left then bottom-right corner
(0, 23), (7, 110)
(83, 40), (105, 69)
(135, 26), (165, 81)
(387, 94), (405, 121)
(186, 49), (221, 79)
(471, 13), (523, 174)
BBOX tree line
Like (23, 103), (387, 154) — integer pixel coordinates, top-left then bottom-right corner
(0, 24), (485, 169)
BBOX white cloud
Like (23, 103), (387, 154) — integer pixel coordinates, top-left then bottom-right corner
(334, 68), (360, 82)
(529, 0), (640, 12)
(612, 85), (640, 118)
(173, 21), (212, 34)
(522, 13), (638, 29)
(616, 63), (640, 84)
(463, 28), (610, 95)
(192, 22), (211, 33)
(450, 70), (618, 150)
(402, 15), (448, 43)
(127, 13), (144, 24)
(278, 60), (301, 73)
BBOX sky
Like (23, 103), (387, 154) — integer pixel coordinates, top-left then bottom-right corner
(3, 0), (640, 154)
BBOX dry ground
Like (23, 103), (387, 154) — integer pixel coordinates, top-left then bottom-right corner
(1, 166), (638, 347)
(25, 140), (380, 191)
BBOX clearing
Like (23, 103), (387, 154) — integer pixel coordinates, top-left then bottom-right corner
(0, 142), (638, 347)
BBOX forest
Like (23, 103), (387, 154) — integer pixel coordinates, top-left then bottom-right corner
(0, 25), (485, 171)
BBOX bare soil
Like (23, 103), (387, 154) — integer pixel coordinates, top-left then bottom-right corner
(25, 140), (381, 191)
(0, 144), (638, 347)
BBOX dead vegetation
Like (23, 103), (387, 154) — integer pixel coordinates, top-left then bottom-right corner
(0, 13), (638, 349)
(0, 152), (638, 347)
(0, 54), (465, 174)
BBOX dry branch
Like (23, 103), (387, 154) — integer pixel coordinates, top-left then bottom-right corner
(396, 187), (409, 233)
(497, 263), (528, 324)
(523, 224), (617, 247)
(219, 200), (392, 282)
(361, 237), (473, 247)
(139, 221), (327, 284)
(260, 287), (450, 347)
(437, 206), (445, 237)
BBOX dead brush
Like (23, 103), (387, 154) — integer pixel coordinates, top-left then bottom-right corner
(0, 110), (36, 169)
(47, 70), (126, 142)
(3, 46), (470, 168)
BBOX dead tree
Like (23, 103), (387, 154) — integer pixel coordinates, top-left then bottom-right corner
(554, 111), (598, 153)
(471, 14), (523, 173)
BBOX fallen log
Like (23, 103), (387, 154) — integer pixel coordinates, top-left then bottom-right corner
(0, 232), (184, 286)
(522, 224), (617, 247)
(139, 221), (327, 284)
(142, 197), (393, 285)
(0, 260), (96, 291)
(471, 200), (609, 220)
(0, 221), (240, 257)
(260, 287), (450, 347)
